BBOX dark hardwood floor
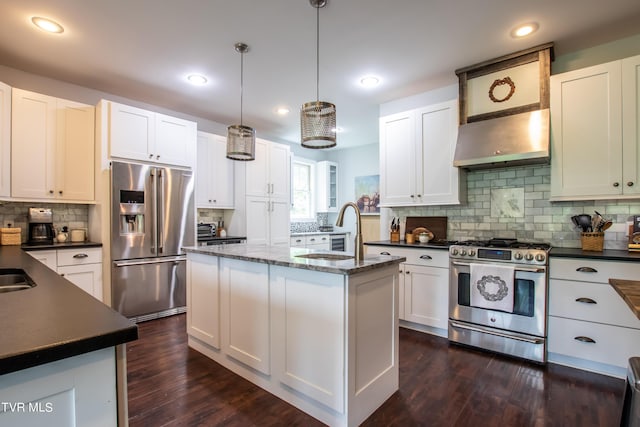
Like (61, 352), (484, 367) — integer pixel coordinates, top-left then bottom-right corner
(126, 314), (625, 426)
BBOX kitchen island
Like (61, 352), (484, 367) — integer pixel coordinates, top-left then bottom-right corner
(183, 244), (405, 427)
(0, 246), (137, 426)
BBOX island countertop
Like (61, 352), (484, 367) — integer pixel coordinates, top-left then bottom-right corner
(609, 278), (640, 320)
(0, 246), (138, 376)
(182, 244), (405, 275)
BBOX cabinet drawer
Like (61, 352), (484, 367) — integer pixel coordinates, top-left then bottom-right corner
(550, 257), (640, 283)
(549, 279), (640, 328)
(290, 236), (305, 247)
(548, 316), (640, 368)
(369, 246), (448, 268)
(305, 235), (329, 246)
(57, 247), (102, 266)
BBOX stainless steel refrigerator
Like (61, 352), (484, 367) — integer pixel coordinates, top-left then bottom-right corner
(110, 161), (194, 321)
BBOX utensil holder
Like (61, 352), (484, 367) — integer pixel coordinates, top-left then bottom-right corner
(390, 231), (400, 242)
(581, 232), (604, 251)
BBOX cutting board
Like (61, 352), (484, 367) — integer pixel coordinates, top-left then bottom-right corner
(405, 217), (447, 241)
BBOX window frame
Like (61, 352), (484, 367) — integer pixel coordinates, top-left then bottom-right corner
(290, 157), (317, 222)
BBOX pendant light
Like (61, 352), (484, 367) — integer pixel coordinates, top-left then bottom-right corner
(227, 42), (256, 161)
(300, 0), (336, 149)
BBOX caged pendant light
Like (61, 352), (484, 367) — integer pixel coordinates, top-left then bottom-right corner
(300, 0), (336, 149)
(227, 42), (256, 161)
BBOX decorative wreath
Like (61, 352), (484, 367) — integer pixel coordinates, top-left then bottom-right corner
(476, 275), (509, 301)
(488, 77), (516, 103)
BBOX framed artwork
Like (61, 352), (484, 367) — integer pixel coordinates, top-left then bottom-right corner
(355, 175), (380, 215)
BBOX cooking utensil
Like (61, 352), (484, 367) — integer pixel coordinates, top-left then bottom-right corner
(571, 214), (592, 232)
(600, 220), (613, 231)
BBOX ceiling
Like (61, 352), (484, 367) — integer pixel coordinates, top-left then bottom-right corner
(1, 1), (639, 150)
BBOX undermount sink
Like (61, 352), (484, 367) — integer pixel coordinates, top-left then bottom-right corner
(0, 269), (37, 293)
(295, 253), (354, 261)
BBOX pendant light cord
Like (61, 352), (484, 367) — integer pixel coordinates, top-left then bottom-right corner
(240, 49), (244, 125)
(316, 3), (320, 102)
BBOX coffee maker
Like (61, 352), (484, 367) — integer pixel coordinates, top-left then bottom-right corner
(28, 208), (55, 245)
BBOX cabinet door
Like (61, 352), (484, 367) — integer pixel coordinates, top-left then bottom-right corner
(0, 81), (10, 198)
(245, 196), (270, 245)
(187, 254), (220, 349)
(109, 102), (155, 162)
(11, 89), (55, 199)
(316, 161), (338, 212)
(209, 134), (234, 207)
(270, 198), (292, 246)
(220, 258), (270, 374)
(268, 142), (291, 201)
(245, 139), (270, 196)
(26, 249), (58, 271)
(415, 100), (462, 205)
(550, 61), (623, 199)
(379, 112), (416, 206)
(403, 264), (448, 330)
(58, 263), (103, 301)
(196, 133), (212, 206)
(56, 99), (95, 201)
(155, 113), (196, 167)
(622, 54), (640, 195)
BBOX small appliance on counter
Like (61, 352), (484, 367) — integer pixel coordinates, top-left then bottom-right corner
(27, 208), (55, 245)
(629, 216), (640, 252)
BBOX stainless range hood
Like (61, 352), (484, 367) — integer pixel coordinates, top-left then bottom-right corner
(453, 108), (550, 170)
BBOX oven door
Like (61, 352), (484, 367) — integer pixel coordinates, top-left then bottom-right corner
(449, 260), (547, 338)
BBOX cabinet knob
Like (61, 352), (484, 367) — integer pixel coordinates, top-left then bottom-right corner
(49, 190), (54, 194)
(410, 195), (414, 198)
(628, 181), (634, 187)
(613, 182), (620, 187)
(149, 154), (154, 159)
(58, 190), (63, 195)
(156, 155), (160, 160)
(416, 194), (421, 197)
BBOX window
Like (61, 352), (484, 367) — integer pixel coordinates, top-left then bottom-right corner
(291, 158), (315, 220)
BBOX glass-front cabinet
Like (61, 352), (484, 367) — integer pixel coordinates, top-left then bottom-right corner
(316, 161), (337, 212)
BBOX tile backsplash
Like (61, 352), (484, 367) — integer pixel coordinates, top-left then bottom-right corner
(0, 201), (89, 242)
(387, 164), (640, 250)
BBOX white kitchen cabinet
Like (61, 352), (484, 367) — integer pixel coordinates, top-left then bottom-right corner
(550, 54), (640, 200)
(0, 347), (118, 427)
(107, 100), (196, 168)
(244, 139), (290, 246)
(316, 160), (338, 212)
(290, 234), (330, 250)
(379, 99), (464, 207)
(220, 258), (271, 375)
(368, 245), (449, 336)
(196, 132), (234, 208)
(27, 247), (103, 301)
(11, 88), (94, 202)
(548, 257), (640, 378)
(186, 253), (220, 349)
(0, 81), (10, 198)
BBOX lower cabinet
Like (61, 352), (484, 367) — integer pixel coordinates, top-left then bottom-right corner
(26, 247), (103, 301)
(0, 347), (117, 426)
(290, 234), (331, 250)
(186, 253), (220, 349)
(548, 257), (640, 378)
(367, 245), (449, 337)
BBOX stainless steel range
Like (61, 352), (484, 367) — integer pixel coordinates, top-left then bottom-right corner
(448, 238), (550, 363)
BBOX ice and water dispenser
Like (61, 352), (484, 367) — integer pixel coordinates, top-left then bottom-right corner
(119, 190), (145, 235)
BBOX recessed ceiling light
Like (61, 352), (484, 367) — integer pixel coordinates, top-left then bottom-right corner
(31, 17), (64, 34)
(359, 76), (381, 88)
(511, 22), (539, 38)
(187, 74), (208, 85)
(275, 107), (290, 115)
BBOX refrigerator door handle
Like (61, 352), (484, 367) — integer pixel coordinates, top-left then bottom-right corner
(150, 168), (158, 255)
(158, 169), (164, 255)
(114, 256), (186, 268)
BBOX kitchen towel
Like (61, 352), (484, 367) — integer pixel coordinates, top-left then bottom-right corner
(470, 263), (515, 313)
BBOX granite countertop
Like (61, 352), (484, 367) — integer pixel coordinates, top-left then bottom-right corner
(549, 247), (640, 261)
(608, 279), (640, 320)
(183, 244), (404, 275)
(0, 246), (137, 375)
(21, 241), (103, 251)
(364, 240), (451, 250)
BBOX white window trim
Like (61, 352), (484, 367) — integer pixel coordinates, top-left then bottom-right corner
(290, 157), (317, 222)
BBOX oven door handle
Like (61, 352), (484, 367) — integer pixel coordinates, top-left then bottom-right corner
(449, 320), (545, 344)
(451, 261), (545, 273)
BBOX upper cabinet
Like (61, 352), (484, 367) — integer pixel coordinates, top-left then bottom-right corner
(550, 55), (640, 200)
(245, 138), (290, 200)
(107, 101), (196, 168)
(11, 88), (95, 202)
(316, 160), (338, 212)
(196, 132), (234, 209)
(0, 82), (10, 198)
(379, 99), (465, 207)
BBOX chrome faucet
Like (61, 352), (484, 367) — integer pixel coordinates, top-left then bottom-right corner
(335, 202), (364, 262)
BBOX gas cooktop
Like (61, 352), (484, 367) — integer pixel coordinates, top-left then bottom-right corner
(454, 238), (551, 250)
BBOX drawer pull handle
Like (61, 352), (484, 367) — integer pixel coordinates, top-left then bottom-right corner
(419, 255), (433, 260)
(575, 297), (597, 304)
(73, 253), (89, 259)
(574, 336), (596, 344)
(576, 267), (598, 273)
(380, 251), (391, 255)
